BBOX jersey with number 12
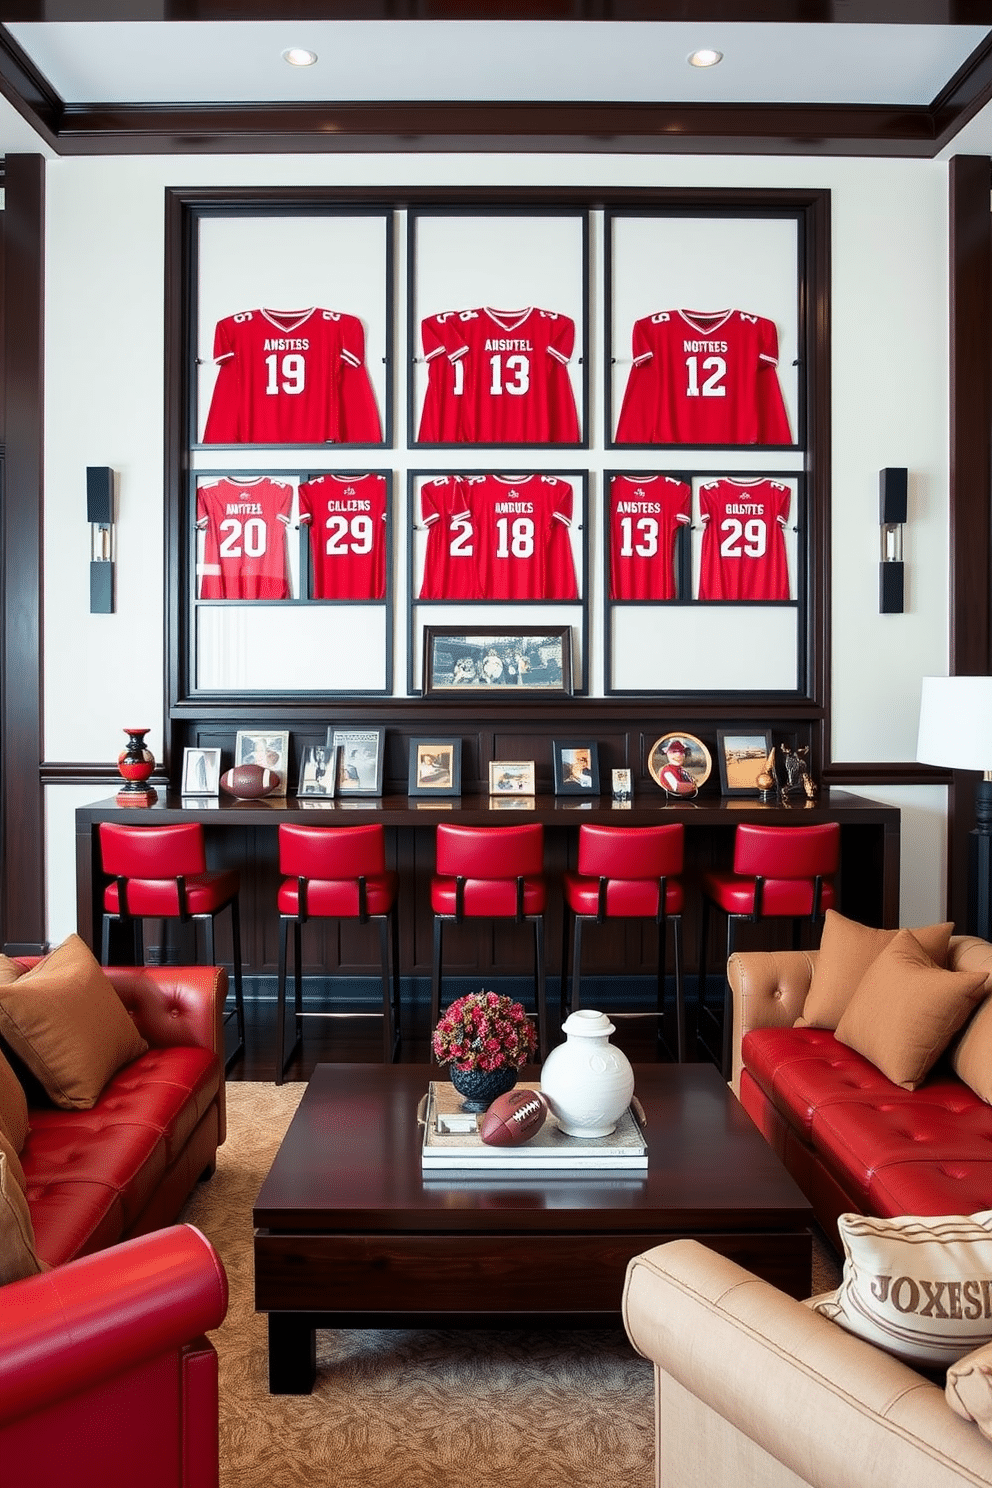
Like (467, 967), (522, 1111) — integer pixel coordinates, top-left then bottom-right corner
(698, 477), (792, 601)
(298, 474), (388, 600)
(196, 476), (292, 599)
(615, 308), (792, 447)
(202, 306), (382, 445)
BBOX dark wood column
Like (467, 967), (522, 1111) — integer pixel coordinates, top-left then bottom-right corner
(948, 154), (992, 930)
(1, 154), (45, 949)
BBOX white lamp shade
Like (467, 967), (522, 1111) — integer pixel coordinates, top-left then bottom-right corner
(917, 676), (992, 771)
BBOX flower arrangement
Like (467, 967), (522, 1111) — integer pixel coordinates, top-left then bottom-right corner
(431, 990), (537, 1072)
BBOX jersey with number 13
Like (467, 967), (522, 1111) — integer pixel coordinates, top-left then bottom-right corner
(202, 306), (382, 445)
(608, 475), (691, 600)
(698, 477), (792, 601)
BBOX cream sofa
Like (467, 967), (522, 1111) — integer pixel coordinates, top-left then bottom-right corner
(622, 1239), (992, 1488)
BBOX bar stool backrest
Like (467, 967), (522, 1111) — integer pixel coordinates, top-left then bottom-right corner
(732, 822), (840, 882)
(278, 823), (386, 881)
(435, 823), (544, 880)
(99, 822), (207, 880)
(576, 823), (684, 881)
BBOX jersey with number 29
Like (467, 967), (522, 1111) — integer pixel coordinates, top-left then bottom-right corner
(298, 474), (388, 600)
(608, 474), (691, 600)
(698, 477), (792, 601)
(196, 476), (292, 599)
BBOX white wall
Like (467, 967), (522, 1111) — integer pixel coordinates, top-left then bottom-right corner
(39, 151), (951, 939)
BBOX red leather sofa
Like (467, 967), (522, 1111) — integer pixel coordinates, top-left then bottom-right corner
(15, 962), (227, 1268)
(0, 1223), (228, 1488)
(728, 936), (992, 1246)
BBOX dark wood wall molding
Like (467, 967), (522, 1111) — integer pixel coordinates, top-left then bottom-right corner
(1, 152), (44, 946)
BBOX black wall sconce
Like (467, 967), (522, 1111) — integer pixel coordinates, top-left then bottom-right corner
(87, 466), (116, 614)
(879, 467), (907, 614)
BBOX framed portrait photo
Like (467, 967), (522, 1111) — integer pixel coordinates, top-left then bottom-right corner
(181, 746), (221, 796)
(716, 729), (774, 797)
(297, 743), (339, 798)
(408, 737), (462, 798)
(423, 627), (572, 697)
(647, 732), (712, 798)
(327, 726), (385, 797)
(235, 730), (289, 795)
(488, 760), (536, 796)
(553, 740), (600, 796)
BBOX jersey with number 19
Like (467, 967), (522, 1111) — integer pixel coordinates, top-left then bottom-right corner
(196, 476), (293, 599)
(298, 474), (388, 600)
(698, 477), (792, 601)
(202, 306), (382, 445)
(608, 475), (691, 600)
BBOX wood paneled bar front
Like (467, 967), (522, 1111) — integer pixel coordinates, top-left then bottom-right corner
(75, 790), (899, 999)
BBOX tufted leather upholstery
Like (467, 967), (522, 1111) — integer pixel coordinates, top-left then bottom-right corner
(6, 960), (226, 1269)
(0, 1224), (227, 1488)
(731, 940), (992, 1245)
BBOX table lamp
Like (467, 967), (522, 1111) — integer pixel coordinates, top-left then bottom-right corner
(917, 675), (992, 939)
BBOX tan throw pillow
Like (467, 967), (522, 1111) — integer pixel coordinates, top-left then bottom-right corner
(0, 1129), (42, 1284)
(811, 1210), (992, 1368)
(950, 938), (992, 1104)
(0, 1044), (28, 1153)
(797, 910), (954, 1030)
(947, 1341), (992, 1440)
(0, 933), (147, 1111)
(833, 929), (987, 1089)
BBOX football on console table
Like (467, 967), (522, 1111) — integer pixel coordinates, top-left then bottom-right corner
(479, 1088), (549, 1147)
(220, 763), (279, 799)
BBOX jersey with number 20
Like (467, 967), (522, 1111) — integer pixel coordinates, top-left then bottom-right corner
(196, 476), (292, 599)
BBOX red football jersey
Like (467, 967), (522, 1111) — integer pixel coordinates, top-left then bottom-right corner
(298, 473), (388, 600)
(418, 475), (476, 600)
(196, 476), (292, 599)
(615, 308), (792, 447)
(608, 474), (691, 601)
(698, 477), (792, 601)
(461, 474), (578, 600)
(416, 306), (580, 444)
(202, 306), (382, 445)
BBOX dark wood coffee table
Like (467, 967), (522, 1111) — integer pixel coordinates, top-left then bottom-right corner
(253, 1062), (813, 1393)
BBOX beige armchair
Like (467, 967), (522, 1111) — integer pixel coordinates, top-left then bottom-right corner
(623, 1239), (992, 1488)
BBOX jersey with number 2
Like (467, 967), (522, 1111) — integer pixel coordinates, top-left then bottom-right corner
(698, 478), (792, 601)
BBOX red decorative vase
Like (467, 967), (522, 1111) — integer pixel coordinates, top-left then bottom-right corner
(117, 727), (156, 804)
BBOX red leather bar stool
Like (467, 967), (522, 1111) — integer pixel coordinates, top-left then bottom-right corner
(431, 823), (549, 1059)
(697, 821), (840, 1077)
(98, 821), (245, 1068)
(275, 823), (400, 1083)
(562, 822), (687, 1061)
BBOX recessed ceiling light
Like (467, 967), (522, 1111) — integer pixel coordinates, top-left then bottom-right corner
(282, 47), (318, 67)
(688, 49), (723, 69)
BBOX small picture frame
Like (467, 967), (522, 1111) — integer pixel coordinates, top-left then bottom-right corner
(181, 746), (221, 796)
(489, 760), (536, 795)
(235, 730), (289, 796)
(327, 726), (386, 797)
(423, 627), (572, 697)
(297, 743), (339, 798)
(408, 737), (462, 798)
(553, 741), (600, 796)
(611, 767), (632, 801)
(647, 732), (713, 798)
(716, 730), (775, 797)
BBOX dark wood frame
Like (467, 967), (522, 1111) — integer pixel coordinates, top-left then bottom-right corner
(423, 625), (573, 699)
(552, 739), (601, 796)
(716, 728), (773, 798)
(407, 736), (462, 798)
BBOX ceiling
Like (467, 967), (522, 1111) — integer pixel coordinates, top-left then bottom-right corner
(1, 3), (992, 158)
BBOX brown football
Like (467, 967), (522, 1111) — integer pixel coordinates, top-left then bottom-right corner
(219, 763), (278, 799)
(479, 1088), (549, 1147)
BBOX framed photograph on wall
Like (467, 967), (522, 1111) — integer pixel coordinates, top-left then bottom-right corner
(327, 726), (385, 796)
(297, 743), (339, 798)
(489, 761), (536, 796)
(235, 729), (289, 795)
(716, 729), (774, 797)
(423, 627), (572, 697)
(553, 740), (600, 796)
(408, 737), (462, 798)
(181, 746), (221, 796)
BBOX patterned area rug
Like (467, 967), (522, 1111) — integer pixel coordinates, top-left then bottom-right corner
(179, 1082), (657, 1488)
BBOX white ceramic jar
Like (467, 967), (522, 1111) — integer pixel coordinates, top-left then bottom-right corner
(540, 1009), (635, 1137)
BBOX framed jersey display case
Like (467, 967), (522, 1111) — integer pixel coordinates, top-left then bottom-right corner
(408, 208), (588, 449)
